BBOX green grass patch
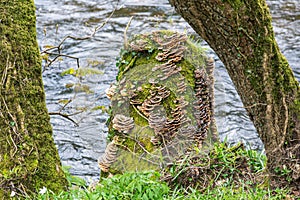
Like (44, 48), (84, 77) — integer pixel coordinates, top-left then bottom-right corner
(30, 142), (295, 200)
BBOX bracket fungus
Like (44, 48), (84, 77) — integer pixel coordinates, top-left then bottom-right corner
(99, 30), (217, 176)
(112, 114), (135, 134)
(98, 136), (119, 173)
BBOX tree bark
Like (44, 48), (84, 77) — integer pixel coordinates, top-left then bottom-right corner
(0, 0), (68, 198)
(169, 0), (300, 189)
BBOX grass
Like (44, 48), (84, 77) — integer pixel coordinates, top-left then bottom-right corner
(30, 142), (294, 200)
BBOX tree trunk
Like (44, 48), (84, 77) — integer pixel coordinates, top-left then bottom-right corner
(0, 0), (68, 198)
(169, 0), (300, 189)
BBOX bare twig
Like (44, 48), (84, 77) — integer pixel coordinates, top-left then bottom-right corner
(122, 134), (158, 157)
(1, 54), (9, 87)
(49, 112), (79, 126)
(124, 16), (133, 49)
(43, 6), (117, 54)
(114, 142), (160, 165)
(42, 52), (80, 72)
(132, 104), (149, 122)
(41, 6), (117, 71)
(9, 134), (18, 156)
(241, 102), (267, 109)
(58, 99), (72, 112)
(272, 95), (289, 153)
(43, 5), (118, 125)
(55, 6), (117, 49)
(1, 96), (18, 132)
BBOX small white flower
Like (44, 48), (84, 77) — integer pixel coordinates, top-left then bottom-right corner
(39, 186), (47, 195)
(10, 191), (16, 197)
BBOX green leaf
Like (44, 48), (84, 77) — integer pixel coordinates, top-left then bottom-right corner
(58, 99), (70, 105)
(137, 183), (142, 193)
(148, 190), (154, 199)
(142, 193), (149, 200)
(61, 68), (75, 76)
(43, 45), (56, 49)
(65, 83), (74, 88)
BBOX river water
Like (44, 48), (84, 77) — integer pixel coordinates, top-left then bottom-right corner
(35, 0), (299, 182)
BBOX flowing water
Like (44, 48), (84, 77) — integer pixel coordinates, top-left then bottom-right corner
(35, 0), (299, 182)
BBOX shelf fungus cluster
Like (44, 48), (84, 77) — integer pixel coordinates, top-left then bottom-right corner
(112, 114), (134, 134)
(151, 32), (187, 81)
(98, 136), (119, 173)
(99, 30), (216, 175)
(193, 69), (211, 145)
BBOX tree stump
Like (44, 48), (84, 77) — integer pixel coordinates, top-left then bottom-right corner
(98, 30), (217, 176)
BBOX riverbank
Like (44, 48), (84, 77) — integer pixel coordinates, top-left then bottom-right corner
(31, 142), (296, 199)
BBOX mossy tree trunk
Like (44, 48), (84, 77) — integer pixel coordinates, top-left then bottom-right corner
(169, 0), (300, 189)
(0, 0), (68, 198)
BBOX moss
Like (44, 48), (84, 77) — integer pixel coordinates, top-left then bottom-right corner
(221, 0), (243, 10)
(243, 0), (299, 114)
(130, 105), (149, 126)
(110, 149), (160, 173)
(0, 0), (67, 198)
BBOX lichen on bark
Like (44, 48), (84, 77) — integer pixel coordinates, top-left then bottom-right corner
(0, 0), (67, 198)
(98, 30), (218, 176)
